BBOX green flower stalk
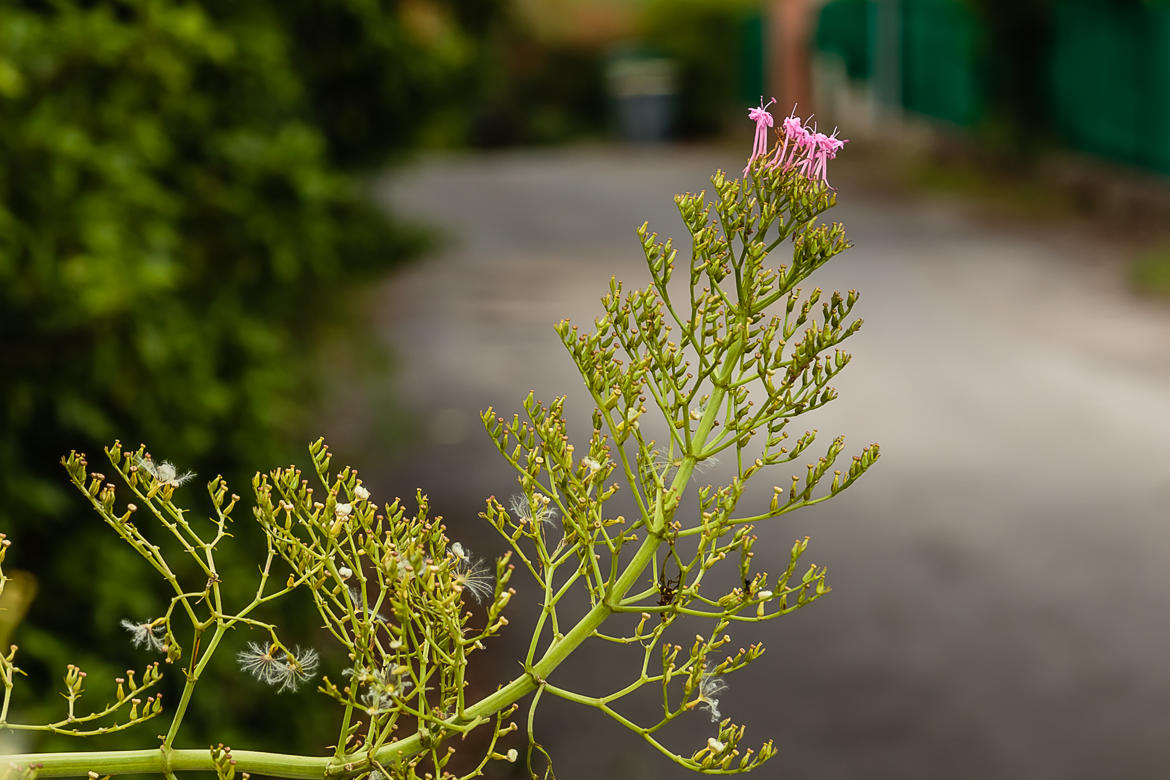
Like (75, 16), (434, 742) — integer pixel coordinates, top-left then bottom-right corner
(0, 116), (878, 778)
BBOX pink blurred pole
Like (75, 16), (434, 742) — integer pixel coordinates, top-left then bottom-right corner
(769, 0), (815, 110)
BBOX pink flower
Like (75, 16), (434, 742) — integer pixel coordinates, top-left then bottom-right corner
(745, 100), (848, 189)
(805, 127), (848, 188)
(767, 104), (808, 169)
(743, 96), (776, 175)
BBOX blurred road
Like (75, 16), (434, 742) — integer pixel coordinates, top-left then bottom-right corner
(342, 146), (1170, 779)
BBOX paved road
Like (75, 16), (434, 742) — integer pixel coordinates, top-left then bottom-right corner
(338, 146), (1170, 779)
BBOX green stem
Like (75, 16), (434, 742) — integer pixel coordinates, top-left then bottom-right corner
(333, 699), (355, 760)
(161, 623), (227, 750)
(3, 748), (331, 779)
(11, 331), (748, 779)
(368, 331), (745, 773)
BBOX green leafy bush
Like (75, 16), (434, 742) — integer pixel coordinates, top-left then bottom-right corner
(0, 0), (426, 750)
(263, 0), (491, 165)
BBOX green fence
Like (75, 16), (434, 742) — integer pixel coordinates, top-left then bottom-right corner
(815, 0), (874, 81)
(815, 0), (983, 127)
(814, 0), (1170, 174)
(899, 0), (983, 127)
(1050, 1), (1170, 174)
(737, 11), (767, 106)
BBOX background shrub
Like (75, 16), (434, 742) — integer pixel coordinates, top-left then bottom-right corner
(0, 0), (483, 752)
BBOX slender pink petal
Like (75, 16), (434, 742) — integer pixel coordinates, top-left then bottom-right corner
(744, 97), (777, 174)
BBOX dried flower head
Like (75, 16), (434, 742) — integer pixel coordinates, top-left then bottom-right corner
(237, 642), (319, 693)
(509, 494), (557, 526)
(237, 641), (280, 683)
(278, 647), (319, 692)
(135, 456), (195, 488)
(120, 619), (164, 652)
(697, 671), (728, 723)
(357, 666), (414, 714)
(453, 552), (494, 604)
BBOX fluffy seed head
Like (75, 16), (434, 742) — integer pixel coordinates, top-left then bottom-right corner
(136, 456), (195, 488)
(697, 671), (728, 722)
(236, 642), (319, 693)
(509, 494), (557, 526)
(120, 619), (164, 652)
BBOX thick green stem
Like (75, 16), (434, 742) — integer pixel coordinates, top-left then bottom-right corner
(3, 748), (331, 779)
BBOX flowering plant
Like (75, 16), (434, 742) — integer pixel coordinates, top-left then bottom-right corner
(0, 101), (877, 779)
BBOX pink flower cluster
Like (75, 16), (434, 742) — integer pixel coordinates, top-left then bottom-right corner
(743, 97), (847, 188)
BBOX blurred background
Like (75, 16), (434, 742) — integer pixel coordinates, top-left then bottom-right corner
(2, 0), (1170, 778)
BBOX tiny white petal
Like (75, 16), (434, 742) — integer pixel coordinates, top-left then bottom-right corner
(707, 738), (725, 753)
(335, 502), (352, 518)
(354, 485), (370, 501)
(756, 589), (773, 600)
(338, 566), (353, 580)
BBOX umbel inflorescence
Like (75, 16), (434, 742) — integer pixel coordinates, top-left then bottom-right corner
(0, 101), (878, 779)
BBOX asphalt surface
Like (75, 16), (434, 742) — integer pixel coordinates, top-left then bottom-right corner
(334, 145), (1170, 779)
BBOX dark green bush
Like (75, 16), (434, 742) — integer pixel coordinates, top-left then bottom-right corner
(261, 0), (491, 166)
(0, 0), (433, 751)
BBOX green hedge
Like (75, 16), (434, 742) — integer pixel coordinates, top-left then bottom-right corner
(262, 0), (487, 165)
(0, 0), (433, 751)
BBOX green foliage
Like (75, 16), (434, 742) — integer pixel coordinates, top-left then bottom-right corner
(1, 152), (878, 778)
(262, 0), (492, 165)
(0, 0), (430, 755)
